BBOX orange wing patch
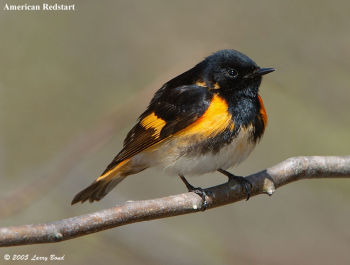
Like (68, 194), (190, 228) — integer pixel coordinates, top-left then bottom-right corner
(213, 82), (220, 89)
(195, 80), (220, 90)
(140, 112), (166, 137)
(258, 95), (268, 126)
(195, 80), (206, 87)
(176, 94), (233, 138)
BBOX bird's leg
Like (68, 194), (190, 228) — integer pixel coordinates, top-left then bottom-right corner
(179, 175), (208, 210)
(217, 169), (253, 200)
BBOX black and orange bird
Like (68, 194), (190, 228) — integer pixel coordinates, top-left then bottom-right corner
(72, 49), (274, 207)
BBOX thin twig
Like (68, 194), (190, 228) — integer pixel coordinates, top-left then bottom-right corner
(0, 156), (349, 247)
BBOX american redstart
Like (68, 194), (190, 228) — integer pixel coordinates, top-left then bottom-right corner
(72, 49), (274, 207)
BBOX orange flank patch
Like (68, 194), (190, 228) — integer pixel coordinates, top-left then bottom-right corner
(195, 80), (206, 87)
(140, 112), (166, 137)
(177, 94), (233, 137)
(229, 121), (235, 132)
(96, 158), (130, 181)
(258, 95), (268, 126)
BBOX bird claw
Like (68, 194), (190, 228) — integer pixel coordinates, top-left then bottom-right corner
(218, 169), (253, 200)
(190, 187), (209, 211)
(228, 175), (252, 200)
(179, 175), (208, 211)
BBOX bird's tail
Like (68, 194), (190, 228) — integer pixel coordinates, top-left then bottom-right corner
(71, 159), (131, 204)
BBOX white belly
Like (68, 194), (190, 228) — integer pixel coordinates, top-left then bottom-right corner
(131, 125), (257, 176)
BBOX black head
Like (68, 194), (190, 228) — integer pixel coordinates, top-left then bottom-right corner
(201, 49), (274, 96)
(163, 49), (274, 98)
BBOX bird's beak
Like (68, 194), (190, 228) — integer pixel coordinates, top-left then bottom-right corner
(244, 67), (275, 79)
(256, 67), (275, 76)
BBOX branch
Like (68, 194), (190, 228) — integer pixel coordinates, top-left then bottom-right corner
(1, 156), (349, 247)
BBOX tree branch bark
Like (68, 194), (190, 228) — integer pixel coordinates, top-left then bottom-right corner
(1, 156), (349, 247)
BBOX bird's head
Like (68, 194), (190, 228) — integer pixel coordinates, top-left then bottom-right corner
(201, 49), (275, 96)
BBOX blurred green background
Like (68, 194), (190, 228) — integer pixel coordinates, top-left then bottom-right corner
(1, 0), (350, 264)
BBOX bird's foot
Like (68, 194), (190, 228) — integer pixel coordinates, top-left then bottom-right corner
(218, 169), (252, 200)
(179, 175), (208, 211)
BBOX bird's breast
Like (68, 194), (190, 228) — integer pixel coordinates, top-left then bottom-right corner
(145, 123), (257, 176)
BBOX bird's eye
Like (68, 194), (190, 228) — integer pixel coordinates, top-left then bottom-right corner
(227, 68), (238, 78)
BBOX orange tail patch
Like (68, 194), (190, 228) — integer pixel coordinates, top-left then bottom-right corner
(71, 159), (131, 204)
(96, 158), (130, 181)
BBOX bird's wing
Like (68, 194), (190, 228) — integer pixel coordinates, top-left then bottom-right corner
(101, 84), (215, 174)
